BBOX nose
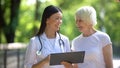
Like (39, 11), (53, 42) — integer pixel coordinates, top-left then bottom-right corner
(60, 19), (62, 24)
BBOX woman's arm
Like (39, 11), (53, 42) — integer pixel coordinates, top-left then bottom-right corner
(103, 44), (113, 68)
(32, 56), (50, 68)
(24, 38), (50, 68)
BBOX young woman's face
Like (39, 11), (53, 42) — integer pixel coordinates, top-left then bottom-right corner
(46, 12), (62, 32)
(75, 16), (91, 33)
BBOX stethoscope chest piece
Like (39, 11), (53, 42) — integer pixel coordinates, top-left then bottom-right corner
(36, 51), (41, 55)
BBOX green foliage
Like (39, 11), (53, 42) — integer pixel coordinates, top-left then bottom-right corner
(60, 11), (80, 40)
(1, 0), (120, 57)
(1, 0), (120, 46)
(93, 0), (120, 45)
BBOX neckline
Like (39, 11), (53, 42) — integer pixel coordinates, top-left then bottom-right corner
(48, 38), (56, 47)
(81, 30), (98, 38)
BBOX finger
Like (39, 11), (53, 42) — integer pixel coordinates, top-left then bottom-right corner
(73, 64), (78, 68)
(61, 61), (73, 68)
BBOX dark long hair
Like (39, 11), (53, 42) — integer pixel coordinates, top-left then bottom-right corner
(36, 5), (62, 36)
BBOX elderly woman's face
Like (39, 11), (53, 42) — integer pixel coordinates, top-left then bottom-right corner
(75, 16), (91, 32)
(46, 12), (62, 32)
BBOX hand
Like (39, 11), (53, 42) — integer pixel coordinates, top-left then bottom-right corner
(32, 55), (50, 68)
(61, 61), (73, 68)
(61, 61), (78, 68)
(43, 55), (50, 63)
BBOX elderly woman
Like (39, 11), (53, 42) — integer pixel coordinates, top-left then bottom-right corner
(62, 6), (113, 68)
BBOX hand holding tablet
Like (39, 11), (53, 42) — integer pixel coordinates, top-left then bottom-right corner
(50, 51), (85, 65)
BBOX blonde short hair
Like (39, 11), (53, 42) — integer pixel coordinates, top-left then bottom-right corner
(75, 6), (97, 26)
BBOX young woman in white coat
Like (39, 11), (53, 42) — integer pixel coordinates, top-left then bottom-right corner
(24, 5), (71, 68)
(62, 6), (113, 68)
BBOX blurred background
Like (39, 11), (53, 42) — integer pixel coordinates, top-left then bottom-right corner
(0, 0), (120, 68)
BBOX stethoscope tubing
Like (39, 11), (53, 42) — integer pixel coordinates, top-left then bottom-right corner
(36, 32), (64, 55)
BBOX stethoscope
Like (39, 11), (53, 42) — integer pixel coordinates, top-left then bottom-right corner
(36, 32), (64, 55)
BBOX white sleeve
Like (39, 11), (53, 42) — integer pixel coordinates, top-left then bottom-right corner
(101, 33), (112, 47)
(24, 38), (37, 68)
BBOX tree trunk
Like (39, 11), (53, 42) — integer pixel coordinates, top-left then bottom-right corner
(35, 0), (41, 21)
(33, 0), (41, 34)
(3, 0), (21, 43)
(0, 0), (7, 43)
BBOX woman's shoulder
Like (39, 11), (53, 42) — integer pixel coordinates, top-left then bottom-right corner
(29, 36), (39, 42)
(95, 31), (112, 47)
(94, 31), (111, 44)
(73, 34), (81, 40)
(60, 34), (69, 39)
(30, 36), (37, 40)
(72, 35), (82, 43)
(28, 36), (41, 46)
(95, 30), (110, 38)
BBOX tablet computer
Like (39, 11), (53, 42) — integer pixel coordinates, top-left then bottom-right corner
(50, 51), (85, 65)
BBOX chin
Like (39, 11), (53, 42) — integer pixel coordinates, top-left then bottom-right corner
(57, 28), (60, 31)
(54, 29), (59, 32)
(57, 29), (60, 32)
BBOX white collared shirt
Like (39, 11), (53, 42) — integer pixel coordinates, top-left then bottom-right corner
(24, 32), (71, 68)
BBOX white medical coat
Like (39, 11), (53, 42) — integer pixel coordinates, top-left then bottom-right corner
(24, 32), (71, 68)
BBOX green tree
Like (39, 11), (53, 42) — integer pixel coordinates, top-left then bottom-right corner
(0, 0), (21, 43)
